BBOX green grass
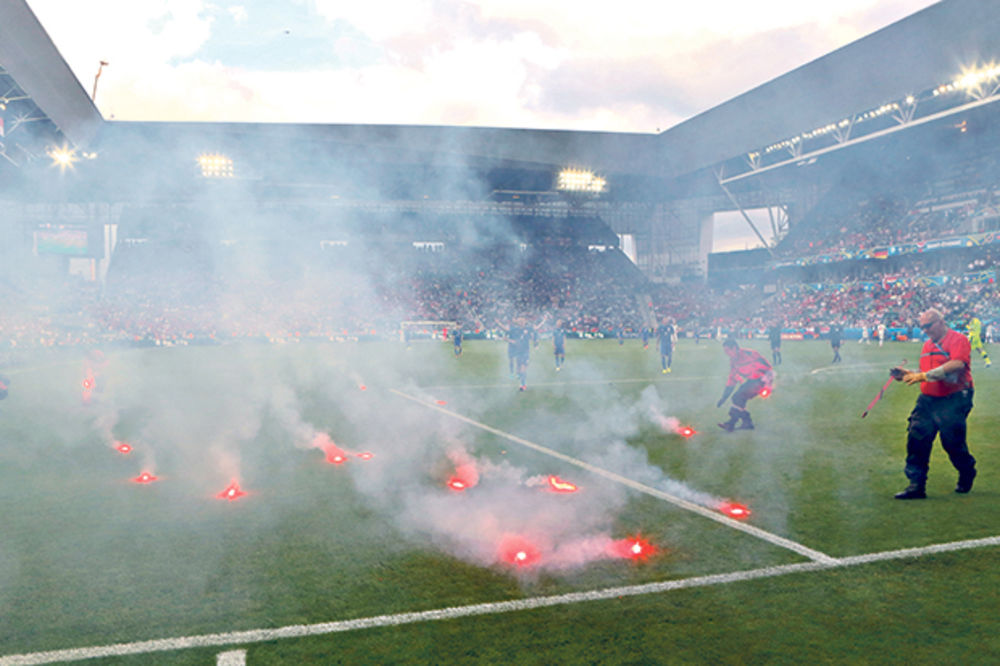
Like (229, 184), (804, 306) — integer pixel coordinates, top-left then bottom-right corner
(0, 338), (997, 664)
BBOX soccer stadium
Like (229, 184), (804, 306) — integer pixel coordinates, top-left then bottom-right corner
(1, 1), (999, 663)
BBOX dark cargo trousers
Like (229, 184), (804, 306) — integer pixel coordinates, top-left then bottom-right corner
(905, 388), (975, 485)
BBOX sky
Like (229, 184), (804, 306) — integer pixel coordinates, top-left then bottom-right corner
(27, 0), (939, 134)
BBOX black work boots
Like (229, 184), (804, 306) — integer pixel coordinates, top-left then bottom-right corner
(894, 483), (926, 500)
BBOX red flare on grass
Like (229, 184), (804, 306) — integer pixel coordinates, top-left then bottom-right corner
(82, 377), (94, 390)
(719, 502), (751, 520)
(115, 442), (133, 454)
(359, 385), (367, 391)
(609, 535), (657, 561)
(547, 475), (578, 493)
(447, 462), (479, 491)
(676, 425), (697, 438)
(356, 452), (374, 460)
(322, 443), (349, 465)
(132, 471), (157, 484)
(436, 400), (447, 406)
(217, 480), (246, 501)
(759, 387), (772, 398)
(498, 535), (541, 567)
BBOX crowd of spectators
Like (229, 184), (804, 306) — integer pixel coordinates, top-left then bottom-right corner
(5, 176), (1000, 359)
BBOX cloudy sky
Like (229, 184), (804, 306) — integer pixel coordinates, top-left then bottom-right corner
(27, 0), (938, 134)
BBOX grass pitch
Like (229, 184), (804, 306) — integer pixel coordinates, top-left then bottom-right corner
(0, 338), (997, 664)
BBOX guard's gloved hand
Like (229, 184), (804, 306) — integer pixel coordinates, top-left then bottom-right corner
(903, 371), (926, 385)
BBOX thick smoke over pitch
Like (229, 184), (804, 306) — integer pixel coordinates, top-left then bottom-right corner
(2, 123), (730, 578)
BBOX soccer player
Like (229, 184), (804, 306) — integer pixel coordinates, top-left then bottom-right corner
(656, 317), (675, 374)
(767, 322), (782, 366)
(829, 322), (843, 363)
(553, 321), (566, 371)
(641, 326), (650, 349)
(716, 338), (773, 432)
(509, 318), (532, 391)
(877, 322), (887, 347)
(965, 315), (991, 367)
(452, 326), (463, 357)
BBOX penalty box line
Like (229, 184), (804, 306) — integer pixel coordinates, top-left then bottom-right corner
(3, 536), (998, 665)
(390, 389), (836, 564)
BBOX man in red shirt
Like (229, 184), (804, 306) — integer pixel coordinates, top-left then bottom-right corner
(717, 338), (773, 432)
(893, 308), (976, 499)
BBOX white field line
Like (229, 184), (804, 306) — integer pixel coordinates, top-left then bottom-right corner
(3, 535), (998, 665)
(216, 649), (246, 665)
(390, 389), (836, 564)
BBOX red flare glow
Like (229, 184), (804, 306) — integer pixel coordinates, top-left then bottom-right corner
(447, 462), (478, 491)
(676, 426), (697, 438)
(322, 443), (349, 465)
(115, 442), (132, 454)
(217, 481), (246, 501)
(356, 452), (374, 460)
(436, 400), (447, 406)
(132, 471), (157, 484)
(498, 535), (541, 567)
(759, 387), (772, 398)
(359, 385), (367, 391)
(82, 377), (94, 390)
(719, 502), (751, 520)
(610, 535), (657, 561)
(547, 475), (578, 493)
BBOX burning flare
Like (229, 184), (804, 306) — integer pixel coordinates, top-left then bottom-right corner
(115, 441), (133, 454)
(546, 475), (578, 493)
(217, 480), (247, 501)
(132, 471), (158, 484)
(609, 535), (657, 561)
(498, 534), (541, 567)
(675, 425), (697, 438)
(446, 461), (479, 491)
(719, 502), (751, 520)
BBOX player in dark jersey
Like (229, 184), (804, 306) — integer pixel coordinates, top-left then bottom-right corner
(656, 317), (675, 374)
(716, 338), (774, 431)
(508, 318), (532, 390)
(767, 322), (782, 365)
(641, 326), (650, 349)
(829, 323), (843, 364)
(452, 326), (463, 357)
(553, 321), (566, 371)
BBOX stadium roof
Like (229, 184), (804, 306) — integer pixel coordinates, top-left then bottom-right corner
(2, 0), (1000, 196)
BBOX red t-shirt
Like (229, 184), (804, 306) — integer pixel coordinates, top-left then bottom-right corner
(726, 348), (773, 387)
(918, 328), (972, 397)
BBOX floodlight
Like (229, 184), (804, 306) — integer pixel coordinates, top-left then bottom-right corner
(556, 168), (607, 194)
(47, 145), (78, 171)
(197, 153), (235, 178)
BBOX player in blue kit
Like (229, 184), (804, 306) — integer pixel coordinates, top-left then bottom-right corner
(553, 321), (566, 371)
(656, 317), (675, 374)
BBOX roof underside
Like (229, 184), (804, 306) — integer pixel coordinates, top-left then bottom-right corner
(0, 0), (996, 196)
